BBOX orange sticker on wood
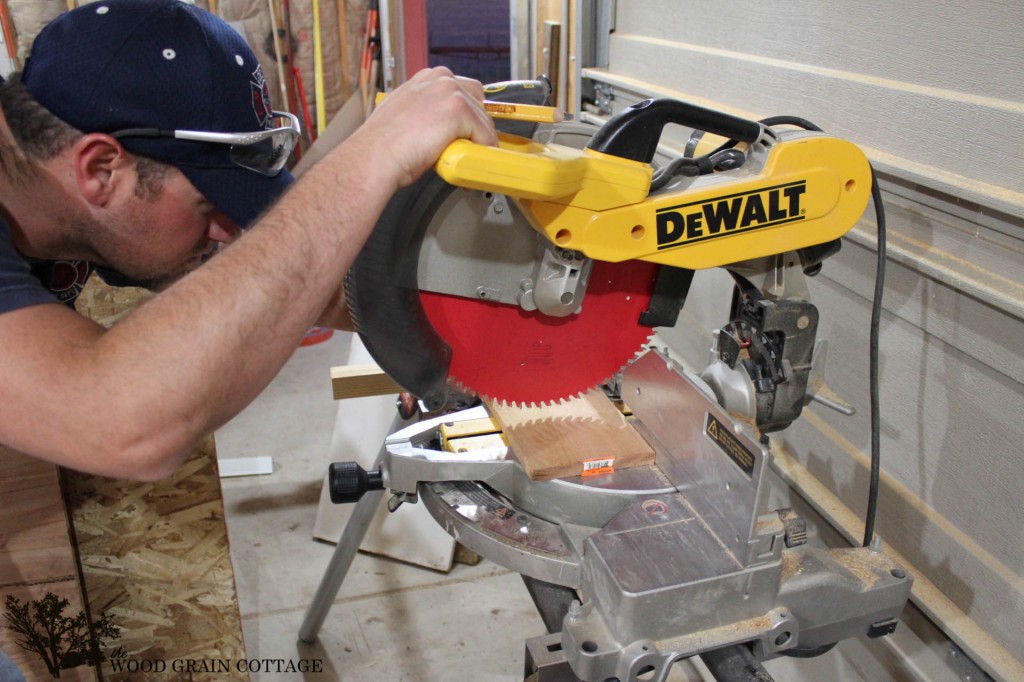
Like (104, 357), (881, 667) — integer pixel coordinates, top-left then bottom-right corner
(581, 457), (615, 477)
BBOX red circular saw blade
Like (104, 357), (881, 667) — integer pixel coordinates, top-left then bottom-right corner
(420, 259), (660, 405)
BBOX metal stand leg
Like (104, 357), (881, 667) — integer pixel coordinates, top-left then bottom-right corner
(521, 575), (578, 635)
(298, 412), (408, 643)
(700, 644), (775, 682)
(524, 633), (581, 682)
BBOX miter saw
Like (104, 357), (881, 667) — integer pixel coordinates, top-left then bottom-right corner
(320, 80), (911, 682)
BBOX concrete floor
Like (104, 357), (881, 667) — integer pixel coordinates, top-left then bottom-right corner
(214, 331), (553, 681)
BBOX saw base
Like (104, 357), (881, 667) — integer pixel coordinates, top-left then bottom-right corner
(380, 350), (911, 682)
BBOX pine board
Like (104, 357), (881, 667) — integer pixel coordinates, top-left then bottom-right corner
(0, 446), (98, 681)
(330, 363), (403, 400)
(487, 390), (655, 480)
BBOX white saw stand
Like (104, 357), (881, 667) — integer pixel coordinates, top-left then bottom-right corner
(310, 336), (457, 570)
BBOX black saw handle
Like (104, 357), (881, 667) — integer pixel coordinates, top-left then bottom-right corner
(587, 98), (766, 163)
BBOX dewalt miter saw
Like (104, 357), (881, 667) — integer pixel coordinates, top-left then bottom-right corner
(347, 79), (870, 420)
(320, 80), (910, 682)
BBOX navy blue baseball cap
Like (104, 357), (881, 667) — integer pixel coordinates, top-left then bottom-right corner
(22, 0), (294, 228)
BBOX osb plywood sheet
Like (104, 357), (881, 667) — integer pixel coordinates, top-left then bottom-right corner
(65, 275), (247, 679)
(74, 277), (154, 328)
(64, 437), (247, 681)
(0, 446), (98, 680)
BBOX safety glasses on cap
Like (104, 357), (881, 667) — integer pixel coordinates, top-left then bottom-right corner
(110, 111), (301, 177)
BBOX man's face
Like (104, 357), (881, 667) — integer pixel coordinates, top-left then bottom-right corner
(91, 165), (241, 288)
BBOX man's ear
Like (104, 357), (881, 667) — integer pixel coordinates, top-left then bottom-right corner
(73, 134), (132, 207)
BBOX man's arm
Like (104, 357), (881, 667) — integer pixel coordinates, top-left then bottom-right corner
(315, 284), (355, 331)
(0, 68), (495, 480)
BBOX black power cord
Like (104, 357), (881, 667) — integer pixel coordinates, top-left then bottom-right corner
(761, 116), (888, 548)
(668, 114), (888, 548)
(862, 165), (886, 547)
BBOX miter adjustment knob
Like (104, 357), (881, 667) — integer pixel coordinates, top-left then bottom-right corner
(328, 462), (384, 504)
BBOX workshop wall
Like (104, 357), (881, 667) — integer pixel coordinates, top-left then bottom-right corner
(574, 2), (1024, 681)
(2, 0), (369, 141)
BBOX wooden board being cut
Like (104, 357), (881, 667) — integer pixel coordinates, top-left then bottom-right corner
(487, 389), (655, 480)
(330, 363), (403, 400)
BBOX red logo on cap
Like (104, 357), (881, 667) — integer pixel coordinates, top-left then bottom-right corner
(250, 65), (273, 128)
(48, 260), (91, 303)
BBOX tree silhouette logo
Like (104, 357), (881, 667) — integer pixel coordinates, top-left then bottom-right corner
(4, 593), (120, 678)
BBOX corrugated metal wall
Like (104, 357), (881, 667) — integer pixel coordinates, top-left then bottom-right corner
(575, 2), (1024, 680)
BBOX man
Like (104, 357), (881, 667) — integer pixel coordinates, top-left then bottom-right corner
(0, 0), (497, 482)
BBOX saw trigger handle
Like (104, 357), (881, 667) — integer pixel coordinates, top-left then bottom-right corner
(587, 98), (767, 163)
(328, 462), (384, 504)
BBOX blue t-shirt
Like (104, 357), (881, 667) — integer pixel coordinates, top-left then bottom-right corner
(0, 647), (26, 682)
(0, 216), (94, 314)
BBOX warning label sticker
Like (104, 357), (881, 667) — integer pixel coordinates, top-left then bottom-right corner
(705, 414), (755, 477)
(581, 457), (615, 477)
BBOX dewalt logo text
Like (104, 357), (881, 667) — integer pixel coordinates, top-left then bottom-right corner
(656, 181), (807, 249)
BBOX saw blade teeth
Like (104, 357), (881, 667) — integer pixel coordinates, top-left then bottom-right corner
(587, 333), (660, 402)
(448, 378), (481, 402)
(498, 393), (586, 409)
(454, 372), (614, 409)
(342, 270), (368, 337)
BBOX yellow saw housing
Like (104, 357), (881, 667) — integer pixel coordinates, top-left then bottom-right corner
(435, 131), (872, 270)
